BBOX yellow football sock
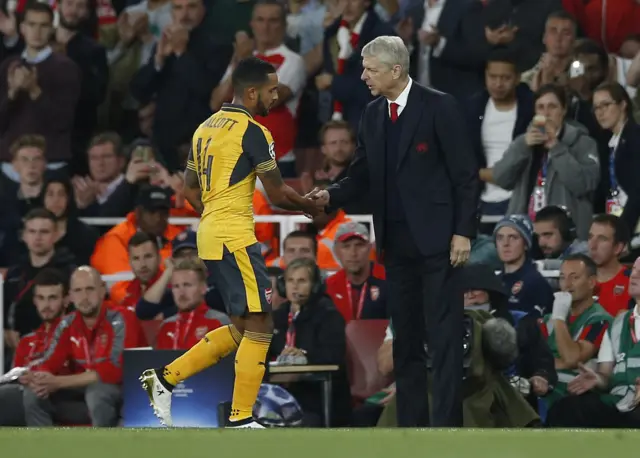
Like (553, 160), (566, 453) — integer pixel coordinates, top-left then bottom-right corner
(162, 324), (243, 386)
(229, 330), (272, 421)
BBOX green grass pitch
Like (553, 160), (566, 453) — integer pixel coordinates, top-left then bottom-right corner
(1, 429), (639, 458)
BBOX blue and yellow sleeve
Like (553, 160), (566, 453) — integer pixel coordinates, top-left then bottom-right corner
(186, 147), (197, 172)
(242, 121), (277, 174)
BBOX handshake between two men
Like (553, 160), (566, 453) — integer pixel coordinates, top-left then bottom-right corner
(301, 188), (471, 268)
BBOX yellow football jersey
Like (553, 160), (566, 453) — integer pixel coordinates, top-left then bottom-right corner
(187, 103), (277, 260)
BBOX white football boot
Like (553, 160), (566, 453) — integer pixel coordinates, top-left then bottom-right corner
(226, 418), (266, 429)
(140, 369), (173, 427)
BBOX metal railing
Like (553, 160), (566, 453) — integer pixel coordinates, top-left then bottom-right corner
(79, 214), (507, 253)
(2, 213), (550, 373)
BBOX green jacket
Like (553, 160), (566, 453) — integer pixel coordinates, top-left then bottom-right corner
(377, 310), (538, 427)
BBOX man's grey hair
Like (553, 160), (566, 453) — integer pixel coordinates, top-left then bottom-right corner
(361, 36), (410, 76)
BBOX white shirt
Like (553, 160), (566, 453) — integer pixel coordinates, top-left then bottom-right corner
(21, 46), (53, 65)
(97, 174), (125, 205)
(481, 99), (516, 203)
(387, 78), (413, 119)
(418, 0), (447, 86)
(597, 304), (640, 363)
(384, 323), (393, 342)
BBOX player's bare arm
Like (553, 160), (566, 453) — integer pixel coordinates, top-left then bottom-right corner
(183, 167), (204, 215)
(258, 167), (318, 215)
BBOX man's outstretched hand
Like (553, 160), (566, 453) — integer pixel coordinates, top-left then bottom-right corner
(306, 187), (330, 208)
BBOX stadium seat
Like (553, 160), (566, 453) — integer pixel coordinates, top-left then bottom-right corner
(345, 319), (390, 401)
(141, 320), (163, 348)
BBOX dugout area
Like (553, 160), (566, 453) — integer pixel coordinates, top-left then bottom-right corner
(1, 428), (638, 458)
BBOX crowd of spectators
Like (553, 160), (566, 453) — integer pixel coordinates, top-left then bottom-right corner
(1, 0), (640, 428)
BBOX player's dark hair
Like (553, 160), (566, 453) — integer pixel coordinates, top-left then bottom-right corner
(563, 253), (598, 277)
(284, 230), (318, 255)
(574, 39), (609, 72)
(485, 47), (518, 72)
(231, 57), (276, 96)
(535, 83), (568, 108)
(24, 208), (57, 225)
(591, 214), (631, 246)
(128, 231), (158, 251)
(33, 268), (69, 295)
(24, 1), (55, 21)
(254, 0), (286, 23)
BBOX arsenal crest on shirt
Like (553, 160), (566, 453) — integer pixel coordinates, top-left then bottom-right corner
(511, 281), (523, 295)
(265, 288), (273, 305)
(613, 285), (625, 296)
(195, 326), (208, 339)
(370, 286), (380, 301)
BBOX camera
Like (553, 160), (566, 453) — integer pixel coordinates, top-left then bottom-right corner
(569, 60), (585, 79)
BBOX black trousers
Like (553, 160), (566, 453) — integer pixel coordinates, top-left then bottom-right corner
(546, 392), (640, 428)
(384, 222), (464, 427)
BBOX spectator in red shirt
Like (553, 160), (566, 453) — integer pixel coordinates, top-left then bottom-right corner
(22, 266), (141, 426)
(562, 0), (640, 53)
(588, 214), (633, 316)
(0, 268), (68, 426)
(325, 222), (388, 323)
(155, 258), (229, 350)
(110, 231), (163, 309)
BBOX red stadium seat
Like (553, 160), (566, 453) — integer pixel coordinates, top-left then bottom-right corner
(140, 320), (163, 348)
(345, 319), (390, 401)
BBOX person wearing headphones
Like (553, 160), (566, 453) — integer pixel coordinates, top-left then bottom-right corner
(268, 258), (351, 427)
(534, 205), (589, 272)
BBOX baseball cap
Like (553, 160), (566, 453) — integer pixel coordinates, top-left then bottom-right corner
(172, 229), (197, 255)
(136, 185), (172, 210)
(335, 222), (370, 243)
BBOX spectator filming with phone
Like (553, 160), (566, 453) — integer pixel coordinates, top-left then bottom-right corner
(480, 84), (600, 239)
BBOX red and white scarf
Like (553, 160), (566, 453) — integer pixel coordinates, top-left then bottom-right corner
(333, 13), (367, 120)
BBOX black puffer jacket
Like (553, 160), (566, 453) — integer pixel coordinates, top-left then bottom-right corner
(269, 295), (351, 427)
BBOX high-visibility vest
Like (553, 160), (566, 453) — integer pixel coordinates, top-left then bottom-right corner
(542, 303), (612, 406)
(601, 310), (640, 411)
(253, 186), (278, 261)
